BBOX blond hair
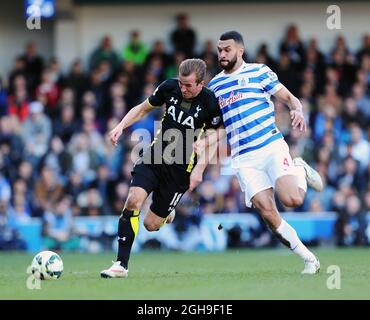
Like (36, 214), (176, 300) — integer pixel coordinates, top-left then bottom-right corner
(179, 58), (206, 84)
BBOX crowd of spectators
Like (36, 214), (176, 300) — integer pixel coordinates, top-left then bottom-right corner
(1, 15), (369, 250)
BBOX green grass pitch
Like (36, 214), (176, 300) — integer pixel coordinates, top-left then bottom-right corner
(0, 248), (369, 300)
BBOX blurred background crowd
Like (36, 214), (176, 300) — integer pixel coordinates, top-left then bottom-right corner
(1, 13), (370, 251)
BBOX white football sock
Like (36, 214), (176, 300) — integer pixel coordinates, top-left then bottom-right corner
(293, 165), (307, 193)
(276, 219), (315, 261)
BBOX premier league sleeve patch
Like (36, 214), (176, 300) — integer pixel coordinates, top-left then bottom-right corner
(211, 116), (221, 126)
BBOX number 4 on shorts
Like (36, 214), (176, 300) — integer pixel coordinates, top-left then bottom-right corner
(283, 157), (290, 167)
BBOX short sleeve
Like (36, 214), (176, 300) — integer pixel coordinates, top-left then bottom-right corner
(147, 80), (171, 107)
(260, 65), (283, 95)
(205, 93), (223, 130)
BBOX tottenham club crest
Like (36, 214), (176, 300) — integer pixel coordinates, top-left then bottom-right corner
(194, 105), (202, 118)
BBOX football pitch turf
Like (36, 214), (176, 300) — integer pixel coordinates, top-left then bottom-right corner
(0, 248), (369, 300)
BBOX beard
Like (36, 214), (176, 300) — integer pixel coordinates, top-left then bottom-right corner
(219, 54), (238, 71)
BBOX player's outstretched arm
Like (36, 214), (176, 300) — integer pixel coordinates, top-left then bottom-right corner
(109, 99), (155, 146)
(190, 146), (212, 192)
(273, 86), (307, 132)
(189, 127), (225, 191)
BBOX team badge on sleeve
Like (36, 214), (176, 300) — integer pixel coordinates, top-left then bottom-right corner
(267, 71), (278, 82)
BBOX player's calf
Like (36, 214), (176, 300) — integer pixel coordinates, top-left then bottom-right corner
(252, 189), (282, 230)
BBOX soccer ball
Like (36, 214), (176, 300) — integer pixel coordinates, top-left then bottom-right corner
(31, 251), (64, 280)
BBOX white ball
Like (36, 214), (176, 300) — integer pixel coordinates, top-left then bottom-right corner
(31, 251), (64, 280)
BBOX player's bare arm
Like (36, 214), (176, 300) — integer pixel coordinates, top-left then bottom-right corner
(189, 164), (204, 192)
(189, 141), (212, 191)
(193, 125), (226, 154)
(190, 127), (226, 191)
(109, 99), (156, 146)
(274, 86), (307, 132)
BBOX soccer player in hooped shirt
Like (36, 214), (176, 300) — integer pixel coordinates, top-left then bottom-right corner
(201, 31), (322, 274)
(100, 59), (223, 278)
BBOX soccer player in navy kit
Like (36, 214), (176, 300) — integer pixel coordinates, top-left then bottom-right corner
(101, 59), (223, 278)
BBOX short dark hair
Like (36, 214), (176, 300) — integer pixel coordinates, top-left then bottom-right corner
(219, 31), (244, 46)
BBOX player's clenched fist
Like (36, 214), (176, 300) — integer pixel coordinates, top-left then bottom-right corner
(109, 125), (123, 146)
(290, 109), (307, 132)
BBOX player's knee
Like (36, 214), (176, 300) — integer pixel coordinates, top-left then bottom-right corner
(143, 219), (160, 232)
(126, 193), (143, 211)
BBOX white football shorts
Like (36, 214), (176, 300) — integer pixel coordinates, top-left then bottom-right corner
(234, 139), (296, 207)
